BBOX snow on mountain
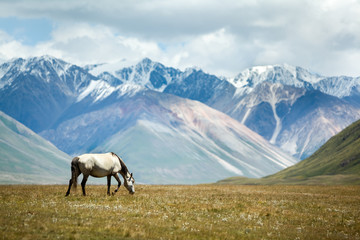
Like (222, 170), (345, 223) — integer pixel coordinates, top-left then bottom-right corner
(92, 59), (359, 105)
(89, 58), (235, 103)
(88, 59), (360, 160)
(227, 82), (360, 159)
(230, 63), (360, 98)
(77, 80), (144, 103)
(0, 55), (98, 95)
(164, 69), (235, 104)
(0, 56), (98, 132)
(1, 55), (359, 182)
(86, 58), (360, 102)
(89, 58), (183, 92)
(0, 111), (70, 184)
(222, 64), (360, 158)
(40, 86), (297, 184)
(97, 72), (123, 86)
(86, 58), (139, 76)
(314, 76), (360, 98)
(229, 82), (307, 143)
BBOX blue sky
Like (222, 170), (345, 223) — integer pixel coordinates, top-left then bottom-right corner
(0, 17), (53, 45)
(0, 0), (360, 77)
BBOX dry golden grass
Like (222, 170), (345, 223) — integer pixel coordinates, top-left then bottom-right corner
(1, 184), (360, 239)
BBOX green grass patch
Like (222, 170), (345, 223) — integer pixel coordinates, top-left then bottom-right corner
(218, 119), (360, 186)
(217, 174), (360, 185)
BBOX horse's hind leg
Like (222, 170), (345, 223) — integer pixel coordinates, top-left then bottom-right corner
(65, 179), (73, 196)
(65, 159), (81, 196)
(107, 175), (111, 196)
(81, 174), (89, 196)
(112, 174), (122, 195)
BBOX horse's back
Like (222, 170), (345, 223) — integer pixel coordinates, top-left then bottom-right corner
(77, 153), (119, 177)
(78, 152), (111, 159)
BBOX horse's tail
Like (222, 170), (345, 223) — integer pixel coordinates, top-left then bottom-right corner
(71, 157), (80, 190)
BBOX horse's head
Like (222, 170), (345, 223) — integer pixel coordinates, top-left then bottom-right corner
(124, 173), (135, 194)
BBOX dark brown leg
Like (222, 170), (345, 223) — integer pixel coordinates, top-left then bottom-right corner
(65, 179), (73, 196)
(112, 174), (122, 195)
(107, 175), (111, 196)
(81, 175), (89, 196)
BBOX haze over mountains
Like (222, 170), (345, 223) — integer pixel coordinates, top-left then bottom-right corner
(0, 55), (359, 183)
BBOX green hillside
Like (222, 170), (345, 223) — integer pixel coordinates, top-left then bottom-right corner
(0, 111), (70, 184)
(218, 119), (360, 185)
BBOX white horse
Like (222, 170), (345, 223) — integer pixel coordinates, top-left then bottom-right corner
(65, 152), (135, 196)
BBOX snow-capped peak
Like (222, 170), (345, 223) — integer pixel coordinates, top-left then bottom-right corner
(77, 80), (145, 103)
(87, 58), (149, 77)
(0, 55), (98, 96)
(250, 65), (277, 75)
(230, 64), (330, 96)
(1, 55), (72, 78)
(77, 80), (113, 102)
(232, 64), (297, 86)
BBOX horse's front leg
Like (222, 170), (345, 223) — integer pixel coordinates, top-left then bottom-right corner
(81, 174), (89, 196)
(107, 175), (111, 196)
(112, 174), (122, 195)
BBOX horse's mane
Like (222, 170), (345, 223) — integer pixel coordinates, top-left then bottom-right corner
(111, 152), (129, 176)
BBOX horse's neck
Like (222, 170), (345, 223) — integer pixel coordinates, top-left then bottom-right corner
(119, 170), (130, 179)
(111, 152), (129, 177)
(118, 159), (129, 177)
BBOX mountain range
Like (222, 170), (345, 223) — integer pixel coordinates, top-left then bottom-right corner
(42, 85), (298, 183)
(88, 59), (360, 159)
(0, 55), (359, 183)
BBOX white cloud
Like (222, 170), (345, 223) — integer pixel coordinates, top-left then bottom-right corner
(46, 23), (162, 65)
(165, 28), (247, 76)
(0, 30), (33, 60)
(0, 23), (163, 67)
(0, 0), (360, 76)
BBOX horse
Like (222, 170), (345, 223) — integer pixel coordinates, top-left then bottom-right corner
(65, 152), (135, 196)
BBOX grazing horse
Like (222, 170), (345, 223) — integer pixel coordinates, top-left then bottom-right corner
(65, 152), (135, 196)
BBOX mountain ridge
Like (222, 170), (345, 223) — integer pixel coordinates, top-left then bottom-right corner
(88, 57), (360, 159)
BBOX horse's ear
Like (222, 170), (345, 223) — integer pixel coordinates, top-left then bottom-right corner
(131, 173), (133, 177)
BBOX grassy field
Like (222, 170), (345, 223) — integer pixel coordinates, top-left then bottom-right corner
(217, 174), (360, 185)
(1, 185), (360, 239)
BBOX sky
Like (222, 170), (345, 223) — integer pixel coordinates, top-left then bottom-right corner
(0, 0), (360, 77)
